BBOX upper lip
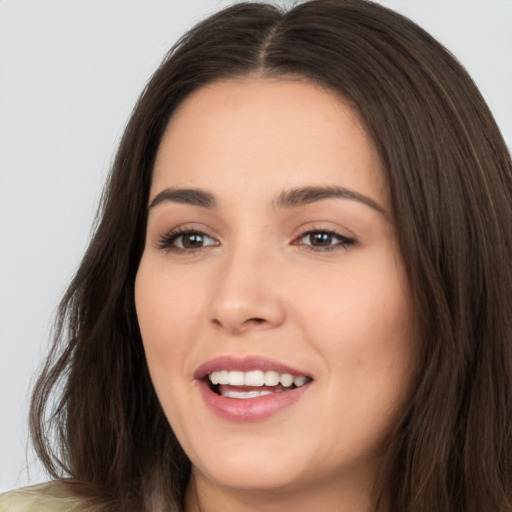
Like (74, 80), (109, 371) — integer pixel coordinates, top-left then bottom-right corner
(194, 355), (311, 380)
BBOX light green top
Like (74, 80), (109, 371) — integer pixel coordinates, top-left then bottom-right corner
(0, 482), (91, 512)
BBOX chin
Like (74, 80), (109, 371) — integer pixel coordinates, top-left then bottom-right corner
(190, 446), (311, 492)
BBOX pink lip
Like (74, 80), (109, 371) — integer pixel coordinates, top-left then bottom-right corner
(197, 380), (311, 422)
(194, 355), (312, 422)
(194, 355), (310, 379)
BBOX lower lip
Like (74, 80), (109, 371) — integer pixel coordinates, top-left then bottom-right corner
(197, 380), (311, 422)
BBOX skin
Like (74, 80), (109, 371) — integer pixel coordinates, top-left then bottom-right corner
(135, 77), (416, 512)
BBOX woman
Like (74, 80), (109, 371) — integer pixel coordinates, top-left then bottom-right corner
(1, 0), (511, 510)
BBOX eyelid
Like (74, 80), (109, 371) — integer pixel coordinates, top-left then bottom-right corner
(154, 225), (220, 252)
(291, 226), (356, 252)
(152, 222), (356, 253)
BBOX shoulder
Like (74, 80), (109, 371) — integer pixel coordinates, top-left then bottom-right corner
(0, 481), (91, 512)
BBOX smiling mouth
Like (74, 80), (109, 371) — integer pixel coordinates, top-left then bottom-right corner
(207, 370), (312, 399)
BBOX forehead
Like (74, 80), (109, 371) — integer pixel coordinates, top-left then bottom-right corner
(151, 77), (385, 204)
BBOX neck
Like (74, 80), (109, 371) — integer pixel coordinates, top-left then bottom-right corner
(184, 468), (387, 512)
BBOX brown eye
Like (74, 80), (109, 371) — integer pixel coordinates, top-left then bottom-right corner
(180, 233), (207, 248)
(157, 230), (218, 251)
(309, 232), (334, 247)
(295, 230), (355, 251)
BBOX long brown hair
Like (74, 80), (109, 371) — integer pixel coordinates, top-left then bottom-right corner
(30, 1), (512, 510)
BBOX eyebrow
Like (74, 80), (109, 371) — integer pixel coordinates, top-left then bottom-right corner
(149, 188), (217, 209)
(148, 185), (386, 216)
(274, 186), (386, 216)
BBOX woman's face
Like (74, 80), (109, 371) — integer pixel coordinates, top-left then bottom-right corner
(135, 77), (416, 504)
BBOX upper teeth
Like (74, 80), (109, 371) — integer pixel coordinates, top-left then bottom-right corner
(208, 370), (308, 388)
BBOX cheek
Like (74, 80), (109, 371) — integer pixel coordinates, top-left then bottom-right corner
(134, 260), (204, 373)
(295, 256), (415, 393)
(303, 263), (415, 450)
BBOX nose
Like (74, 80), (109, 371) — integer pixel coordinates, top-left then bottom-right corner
(208, 244), (286, 335)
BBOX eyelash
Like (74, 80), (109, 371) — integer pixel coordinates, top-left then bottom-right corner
(293, 229), (356, 252)
(156, 227), (355, 253)
(156, 227), (218, 252)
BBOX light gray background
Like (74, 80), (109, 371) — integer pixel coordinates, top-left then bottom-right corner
(1, 0), (511, 493)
